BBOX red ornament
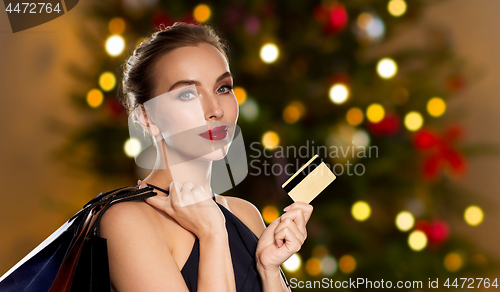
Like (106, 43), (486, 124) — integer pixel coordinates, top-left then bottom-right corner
(152, 10), (173, 29)
(415, 220), (449, 246)
(105, 98), (125, 117)
(413, 125), (466, 181)
(367, 112), (400, 136)
(314, 2), (348, 35)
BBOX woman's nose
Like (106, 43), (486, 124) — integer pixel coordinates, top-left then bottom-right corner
(201, 92), (224, 120)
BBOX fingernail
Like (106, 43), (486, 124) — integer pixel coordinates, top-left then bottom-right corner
(283, 205), (291, 212)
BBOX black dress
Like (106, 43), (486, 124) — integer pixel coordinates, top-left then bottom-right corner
(144, 183), (289, 292)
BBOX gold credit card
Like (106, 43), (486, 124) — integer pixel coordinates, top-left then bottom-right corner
(282, 155), (336, 204)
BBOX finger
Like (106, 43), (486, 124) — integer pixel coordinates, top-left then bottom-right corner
(144, 195), (172, 216)
(181, 182), (195, 193)
(274, 218), (305, 246)
(284, 202), (313, 223)
(280, 208), (306, 236)
(274, 224), (302, 252)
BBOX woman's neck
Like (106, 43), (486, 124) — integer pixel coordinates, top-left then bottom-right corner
(141, 141), (213, 195)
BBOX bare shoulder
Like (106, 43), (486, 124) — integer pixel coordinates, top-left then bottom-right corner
(220, 195), (266, 238)
(99, 200), (189, 291)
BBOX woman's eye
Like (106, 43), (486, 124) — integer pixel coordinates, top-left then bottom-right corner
(178, 91), (196, 100)
(217, 85), (233, 94)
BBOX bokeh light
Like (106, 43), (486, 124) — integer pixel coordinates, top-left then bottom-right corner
(339, 255), (356, 274)
(366, 103), (385, 123)
(306, 258), (322, 276)
(99, 72), (116, 92)
(262, 131), (280, 149)
(408, 230), (427, 251)
(283, 101), (305, 124)
(351, 201), (371, 221)
(105, 35), (125, 56)
(395, 211), (415, 231)
(388, 0), (407, 17)
(240, 98), (259, 121)
(233, 86), (247, 105)
(124, 137), (141, 157)
(427, 97), (446, 117)
(352, 129), (370, 148)
(321, 255), (337, 275)
(329, 83), (349, 104)
(377, 58), (397, 79)
(283, 253), (301, 272)
(312, 245), (328, 259)
(404, 111), (423, 131)
(108, 17), (126, 34)
(346, 107), (364, 126)
(444, 252), (462, 272)
(260, 43), (279, 63)
(86, 89), (104, 108)
(262, 205), (279, 224)
(193, 4), (211, 23)
(464, 205), (484, 226)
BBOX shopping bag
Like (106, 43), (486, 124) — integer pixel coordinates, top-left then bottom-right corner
(0, 185), (157, 292)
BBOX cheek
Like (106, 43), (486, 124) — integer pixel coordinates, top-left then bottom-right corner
(156, 103), (207, 136)
(221, 96), (239, 122)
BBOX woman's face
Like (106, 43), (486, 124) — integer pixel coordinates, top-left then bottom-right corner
(146, 42), (239, 165)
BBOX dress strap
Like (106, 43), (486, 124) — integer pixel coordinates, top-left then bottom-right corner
(144, 182), (216, 202)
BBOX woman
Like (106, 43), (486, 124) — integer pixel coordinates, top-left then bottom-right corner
(100, 22), (313, 292)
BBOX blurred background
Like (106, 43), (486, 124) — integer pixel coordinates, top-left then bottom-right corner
(1, 0), (500, 290)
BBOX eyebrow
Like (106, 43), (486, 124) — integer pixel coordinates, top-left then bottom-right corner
(168, 71), (233, 92)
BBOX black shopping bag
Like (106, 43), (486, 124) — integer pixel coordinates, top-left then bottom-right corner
(0, 185), (157, 292)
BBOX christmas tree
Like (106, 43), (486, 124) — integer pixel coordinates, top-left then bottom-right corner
(52, 0), (499, 290)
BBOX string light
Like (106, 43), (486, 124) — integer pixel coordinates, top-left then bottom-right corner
(351, 201), (371, 221)
(105, 35), (125, 56)
(352, 129), (370, 148)
(262, 205), (279, 223)
(193, 4), (211, 23)
(346, 107), (364, 126)
(233, 86), (247, 105)
(329, 83), (349, 104)
(395, 211), (415, 231)
(108, 17), (126, 34)
(99, 72), (116, 92)
(283, 101), (305, 124)
(262, 131), (280, 149)
(339, 255), (356, 274)
(444, 252), (462, 272)
(366, 103), (385, 123)
(283, 253), (301, 272)
(408, 230), (427, 251)
(124, 137), (141, 157)
(260, 43), (279, 63)
(464, 205), (483, 226)
(388, 0), (407, 17)
(376, 58), (397, 79)
(404, 111), (423, 131)
(306, 258), (322, 276)
(427, 97), (446, 117)
(86, 89), (104, 108)
(321, 255), (337, 275)
(240, 98), (259, 121)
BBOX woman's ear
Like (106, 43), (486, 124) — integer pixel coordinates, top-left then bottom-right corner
(134, 105), (160, 137)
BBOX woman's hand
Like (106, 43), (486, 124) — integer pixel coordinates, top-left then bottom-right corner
(142, 181), (226, 240)
(255, 202), (313, 272)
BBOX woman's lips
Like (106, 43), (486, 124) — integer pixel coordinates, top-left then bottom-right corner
(199, 125), (228, 140)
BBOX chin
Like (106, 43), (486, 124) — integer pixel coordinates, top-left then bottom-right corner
(199, 143), (231, 161)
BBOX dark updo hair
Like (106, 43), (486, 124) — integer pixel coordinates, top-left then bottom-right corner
(118, 22), (229, 116)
